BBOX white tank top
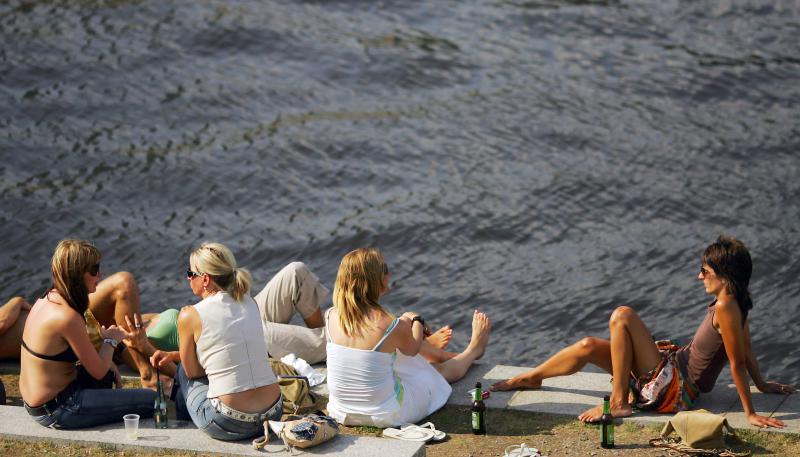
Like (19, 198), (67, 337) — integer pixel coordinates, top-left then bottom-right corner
(193, 292), (277, 398)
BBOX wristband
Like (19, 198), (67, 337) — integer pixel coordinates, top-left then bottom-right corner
(411, 315), (425, 328)
(103, 338), (119, 349)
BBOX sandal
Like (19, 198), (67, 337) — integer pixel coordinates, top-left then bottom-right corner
(382, 423), (446, 442)
(415, 422), (446, 441)
(383, 425), (436, 442)
(504, 443), (541, 457)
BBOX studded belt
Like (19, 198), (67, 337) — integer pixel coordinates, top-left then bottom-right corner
(210, 396), (282, 423)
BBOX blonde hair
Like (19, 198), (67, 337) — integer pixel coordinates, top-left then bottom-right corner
(189, 242), (252, 302)
(332, 248), (388, 338)
(51, 239), (101, 317)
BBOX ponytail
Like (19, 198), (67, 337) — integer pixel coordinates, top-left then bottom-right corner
(229, 267), (252, 302)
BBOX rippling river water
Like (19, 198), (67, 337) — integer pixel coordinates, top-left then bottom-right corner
(1, 0), (798, 385)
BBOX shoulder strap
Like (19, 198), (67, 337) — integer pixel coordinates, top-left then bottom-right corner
(324, 308), (334, 342)
(372, 318), (400, 352)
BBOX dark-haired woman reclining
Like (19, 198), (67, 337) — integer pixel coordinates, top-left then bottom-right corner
(491, 236), (795, 428)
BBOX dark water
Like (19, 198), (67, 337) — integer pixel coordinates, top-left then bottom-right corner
(1, 0), (799, 385)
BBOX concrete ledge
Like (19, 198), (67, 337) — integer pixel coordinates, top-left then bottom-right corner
(446, 363), (799, 434)
(3, 358), (796, 452)
(0, 405), (424, 457)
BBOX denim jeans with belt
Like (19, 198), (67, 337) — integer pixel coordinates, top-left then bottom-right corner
(174, 364), (282, 441)
(27, 381), (155, 430)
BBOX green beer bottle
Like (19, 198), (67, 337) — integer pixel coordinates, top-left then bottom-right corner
(600, 395), (614, 448)
(154, 367), (168, 429)
(471, 382), (486, 435)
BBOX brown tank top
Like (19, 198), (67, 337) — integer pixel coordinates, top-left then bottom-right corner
(676, 302), (729, 393)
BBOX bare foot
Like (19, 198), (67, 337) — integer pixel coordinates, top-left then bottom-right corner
(426, 326), (453, 350)
(490, 374), (542, 391)
(466, 310), (491, 360)
(578, 403), (632, 423)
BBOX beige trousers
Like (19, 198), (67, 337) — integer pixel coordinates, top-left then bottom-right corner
(253, 262), (329, 364)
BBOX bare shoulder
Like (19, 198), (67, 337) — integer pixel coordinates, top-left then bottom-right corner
(713, 298), (744, 331)
(179, 304), (196, 315)
(40, 302), (81, 328)
(178, 305), (199, 323)
(714, 299), (740, 315)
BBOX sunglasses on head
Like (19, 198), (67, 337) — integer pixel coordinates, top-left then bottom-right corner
(187, 270), (204, 279)
(87, 263), (100, 276)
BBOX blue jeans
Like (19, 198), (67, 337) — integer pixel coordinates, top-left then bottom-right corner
(27, 381), (155, 430)
(174, 364), (282, 441)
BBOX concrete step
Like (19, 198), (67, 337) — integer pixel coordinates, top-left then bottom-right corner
(0, 405), (424, 457)
(447, 363), (799, 434)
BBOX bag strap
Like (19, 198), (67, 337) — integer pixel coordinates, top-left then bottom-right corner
(253, 426), (297, 455)
(649, 437), (751, 457)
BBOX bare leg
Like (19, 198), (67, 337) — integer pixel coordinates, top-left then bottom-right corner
(88, 272), (157, 387)
(88, 272), (141, 328)
(491, 336), (612, 391)
(303, 307), (324, 329)
(419, 339), (458, 364)
(577, 306), (661, 422)
(432, 311), (491, 383)
(0, 297), (31, 359)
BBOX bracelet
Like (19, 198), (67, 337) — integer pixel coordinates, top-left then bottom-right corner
(103, 338), (119, 349)
(411, 315), (425, 327)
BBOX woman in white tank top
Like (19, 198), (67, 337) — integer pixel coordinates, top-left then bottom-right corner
(325, 248), (492, 427)
(151, 242), (282, 441)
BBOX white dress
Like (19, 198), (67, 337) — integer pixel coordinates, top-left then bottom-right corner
(325, 316), (452, 427)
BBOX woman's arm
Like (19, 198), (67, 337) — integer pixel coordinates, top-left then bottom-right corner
(716, 301), (784, 428)
(744, 322), (796, 395)
(0, 297), (30, 334)
(390, 312), (427, 357)
(176, 305), (205, 379)
(62, 314), (117, 379)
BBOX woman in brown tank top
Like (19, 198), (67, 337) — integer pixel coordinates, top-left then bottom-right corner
(490, 236), (794, 428)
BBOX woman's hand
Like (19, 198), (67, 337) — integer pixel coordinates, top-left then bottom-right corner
(747, 412), (785, 428)
(758, 381), (796, 395)
(100, 324), (132, 343)
(400, 311), (419, 321)
(150, 350), (176, 368)
(122, 314), (153, 354)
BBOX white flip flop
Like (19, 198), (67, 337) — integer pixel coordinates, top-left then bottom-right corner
(504, 443), (540, 457)
(415, 422), (446, 441)
(382, 425), (436, 442)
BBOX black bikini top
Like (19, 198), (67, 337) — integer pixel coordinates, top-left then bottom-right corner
(21, 339), (78, 363)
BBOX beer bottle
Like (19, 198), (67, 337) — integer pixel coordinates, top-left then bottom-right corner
(471, 382), (486, 435)
(600, 395), (614, 449)
(154, 367), (168, 429)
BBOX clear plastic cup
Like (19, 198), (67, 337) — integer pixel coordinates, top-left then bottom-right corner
(123, 414), (140, 440)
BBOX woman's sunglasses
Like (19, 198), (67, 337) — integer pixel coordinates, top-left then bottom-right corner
(87, 263), (100, 276)
(187, 270), (204, 279)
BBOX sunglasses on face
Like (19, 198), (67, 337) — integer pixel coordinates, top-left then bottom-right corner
(383, 263), (389, 275)
(187, 270), (204, 279)
(699, 266), (712, 277)
(87, 263), (100, 276)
